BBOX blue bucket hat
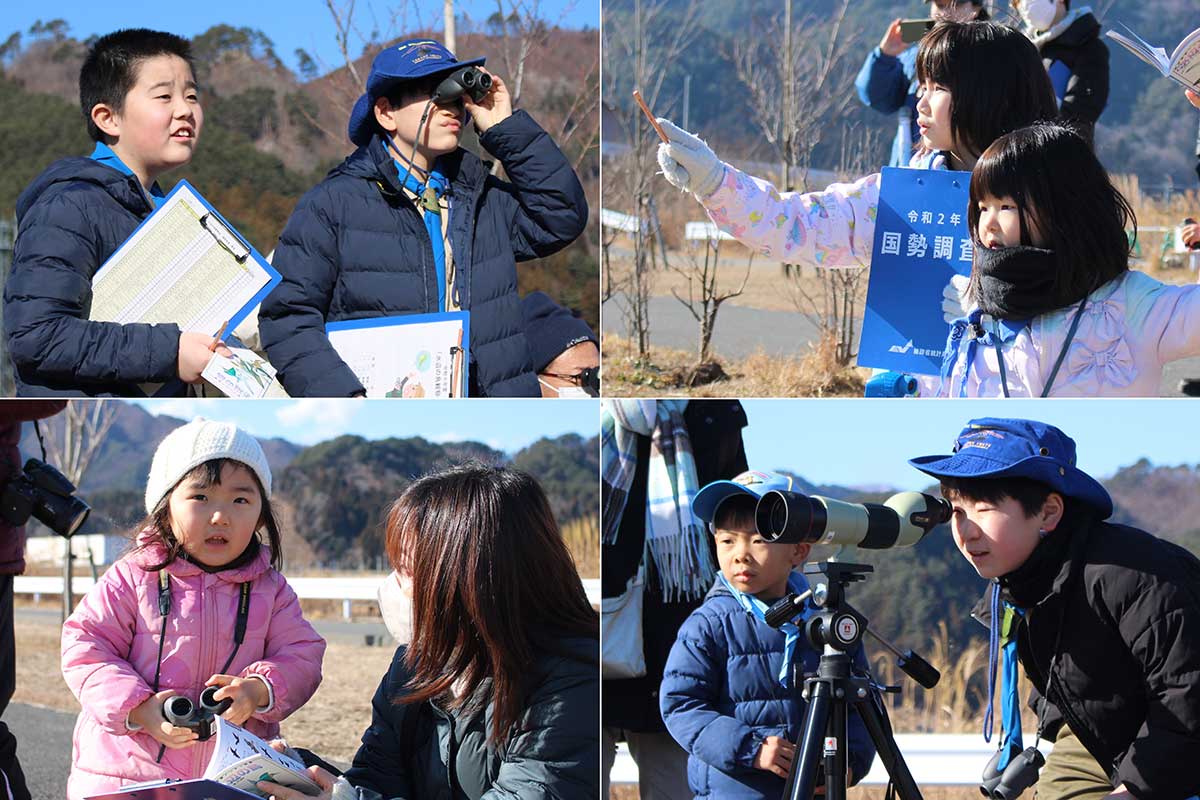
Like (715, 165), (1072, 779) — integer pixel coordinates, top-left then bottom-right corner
(693, 470), (797, 525)
(908, 418), (1113, 518)
(347, 38), (486, 147)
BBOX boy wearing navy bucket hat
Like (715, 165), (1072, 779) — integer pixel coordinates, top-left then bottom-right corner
(259, 38), (588, 397)
(910, 418), (1200, 800)
(659, 470), (876, 800)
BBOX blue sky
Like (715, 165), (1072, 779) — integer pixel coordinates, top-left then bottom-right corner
(739, 399), (1200, 491)
(6, 0), (597, 76)
(129, 398), (598, 452)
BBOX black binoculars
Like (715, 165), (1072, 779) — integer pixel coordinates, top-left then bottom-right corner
(980, 744), (1045, 800)
(433, 66), (493, 104)
(162, 686), (233, 741)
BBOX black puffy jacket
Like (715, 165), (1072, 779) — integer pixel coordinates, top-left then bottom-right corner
(978, 512), (1200, 799)
(344, 638), (599, 800)
(1038, 12), (1109, 146)
(4, 158), (183, 396)
(259, 110), (587, 398)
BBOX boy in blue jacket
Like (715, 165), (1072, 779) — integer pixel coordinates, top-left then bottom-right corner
(259, 39), (588, 397)
(3, 28), (224, 396)
(661, 470), (876, 799)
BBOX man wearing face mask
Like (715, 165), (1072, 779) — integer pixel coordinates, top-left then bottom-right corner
(1013, 0), (1109, 147)
(521, 291), (600, 398)
(855, 0), (987, 167)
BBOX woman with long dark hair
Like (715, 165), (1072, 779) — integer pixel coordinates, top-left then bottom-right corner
(262, 462), (599, 800)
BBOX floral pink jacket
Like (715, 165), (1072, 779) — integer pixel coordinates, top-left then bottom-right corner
(61, 532), (326, 799)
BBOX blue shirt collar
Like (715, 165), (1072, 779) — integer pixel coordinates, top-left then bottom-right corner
(89, 142), (166, 206)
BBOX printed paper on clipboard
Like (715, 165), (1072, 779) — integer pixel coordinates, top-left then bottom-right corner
(89, 180), (281, 338)
(858, 167), (973, 375)
(327, 311), (470, 398)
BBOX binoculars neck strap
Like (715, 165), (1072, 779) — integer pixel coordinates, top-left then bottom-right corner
(150, 576), (253, 693)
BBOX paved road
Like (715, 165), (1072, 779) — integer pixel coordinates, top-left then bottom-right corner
(6, 702), (72, 800)
(602, 296), (1200, 396)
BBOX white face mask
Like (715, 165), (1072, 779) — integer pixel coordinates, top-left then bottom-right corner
(377, 570), (412, 644)
(538, 377), (595, 399)
(1020, 0), (1059, 31)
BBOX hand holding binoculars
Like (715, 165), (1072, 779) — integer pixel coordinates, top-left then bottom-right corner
(432, 66), (493, 105)
(161, 685), (233, 741)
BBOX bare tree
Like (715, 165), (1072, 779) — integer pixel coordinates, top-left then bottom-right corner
(729, 0), (871, 367)
(39, 401), (118, 620)
(670, 236), (753, 363)
(445, 0), (457, 52)
(730, 0), (856, 191)
(603, 0), (702, 359)
(782, 123), (880, 365)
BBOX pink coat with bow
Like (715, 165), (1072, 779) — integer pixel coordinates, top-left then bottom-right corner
(61, 532), (326, 799)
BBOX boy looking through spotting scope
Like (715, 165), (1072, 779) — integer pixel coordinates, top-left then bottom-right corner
(659, 470), (876, 800)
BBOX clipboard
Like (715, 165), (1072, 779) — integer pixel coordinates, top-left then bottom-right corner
(89, 179), (281, 341)
(857, 167), (973, 375)
(85, 779), (259, 800)
(327, 310), (470, 398)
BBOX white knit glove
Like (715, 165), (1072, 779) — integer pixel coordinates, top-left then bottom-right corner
(942, 273), (971, 323)
(656, 118), (726, 198)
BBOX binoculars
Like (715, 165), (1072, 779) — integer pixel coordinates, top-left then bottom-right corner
(162, 686), (233, 741)
(433, 66), (493, 104)
(980, 744), (1045, 799)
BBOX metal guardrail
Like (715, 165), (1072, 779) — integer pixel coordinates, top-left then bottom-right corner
(16, 575), (602, 618)
(611, 734), (1053, 786)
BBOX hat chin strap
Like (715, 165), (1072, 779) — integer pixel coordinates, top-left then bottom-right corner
(386, 99), (436, 191)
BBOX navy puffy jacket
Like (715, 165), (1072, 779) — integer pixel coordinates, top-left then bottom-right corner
(661, 579), (876, 799)
(4, 158), (183, 396)
(259, 110), (588, 397)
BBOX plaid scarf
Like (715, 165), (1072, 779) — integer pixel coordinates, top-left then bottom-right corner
(601, 400), (714, 600)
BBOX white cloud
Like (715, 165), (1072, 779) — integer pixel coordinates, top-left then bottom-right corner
(137, 399), (224, 420)
(275, 400), (362, 443)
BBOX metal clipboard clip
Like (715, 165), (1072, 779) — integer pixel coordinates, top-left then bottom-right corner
(199, 212), (250, 264)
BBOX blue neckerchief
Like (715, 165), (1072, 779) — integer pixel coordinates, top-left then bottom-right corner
(389, 142), (451, 312)
(939, 310), (1030, 397)
(716, 570), (811, 687)
(89, 142), (166, 208)
(983, 582), (1025, 771)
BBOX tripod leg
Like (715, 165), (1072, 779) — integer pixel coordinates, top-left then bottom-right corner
(787, 679), (831, 800)
(856, 690), (923, 800)
(826, 690), (848, 800)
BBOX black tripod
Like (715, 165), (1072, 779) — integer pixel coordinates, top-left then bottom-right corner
(765, 561), (940, 800)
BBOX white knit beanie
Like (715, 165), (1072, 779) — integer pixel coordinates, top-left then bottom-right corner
(145, 418), (272, 514)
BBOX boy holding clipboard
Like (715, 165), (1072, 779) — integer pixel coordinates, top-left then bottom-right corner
(3, 29), (229, 396)
(259, 39), (588, 397)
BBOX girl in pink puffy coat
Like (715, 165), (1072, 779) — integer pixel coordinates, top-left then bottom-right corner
(61, 419), (326, 799)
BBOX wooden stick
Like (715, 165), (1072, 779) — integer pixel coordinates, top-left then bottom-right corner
(633, 90), (669, 143)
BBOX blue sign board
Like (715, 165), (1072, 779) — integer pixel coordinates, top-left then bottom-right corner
(857, 167), (973, 375)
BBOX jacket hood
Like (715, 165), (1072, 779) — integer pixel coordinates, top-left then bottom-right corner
(1031, 8), (1100, 49)
(15, 157), (150, 223)
(331, 135), (489, 200)
(130, 527), (273, 583)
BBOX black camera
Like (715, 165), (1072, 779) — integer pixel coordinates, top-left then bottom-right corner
(0, 458), (90, 538)
(162, 686), (233, 741)
(980, 744), (1045, 799)
(432, 66), (493, 104)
